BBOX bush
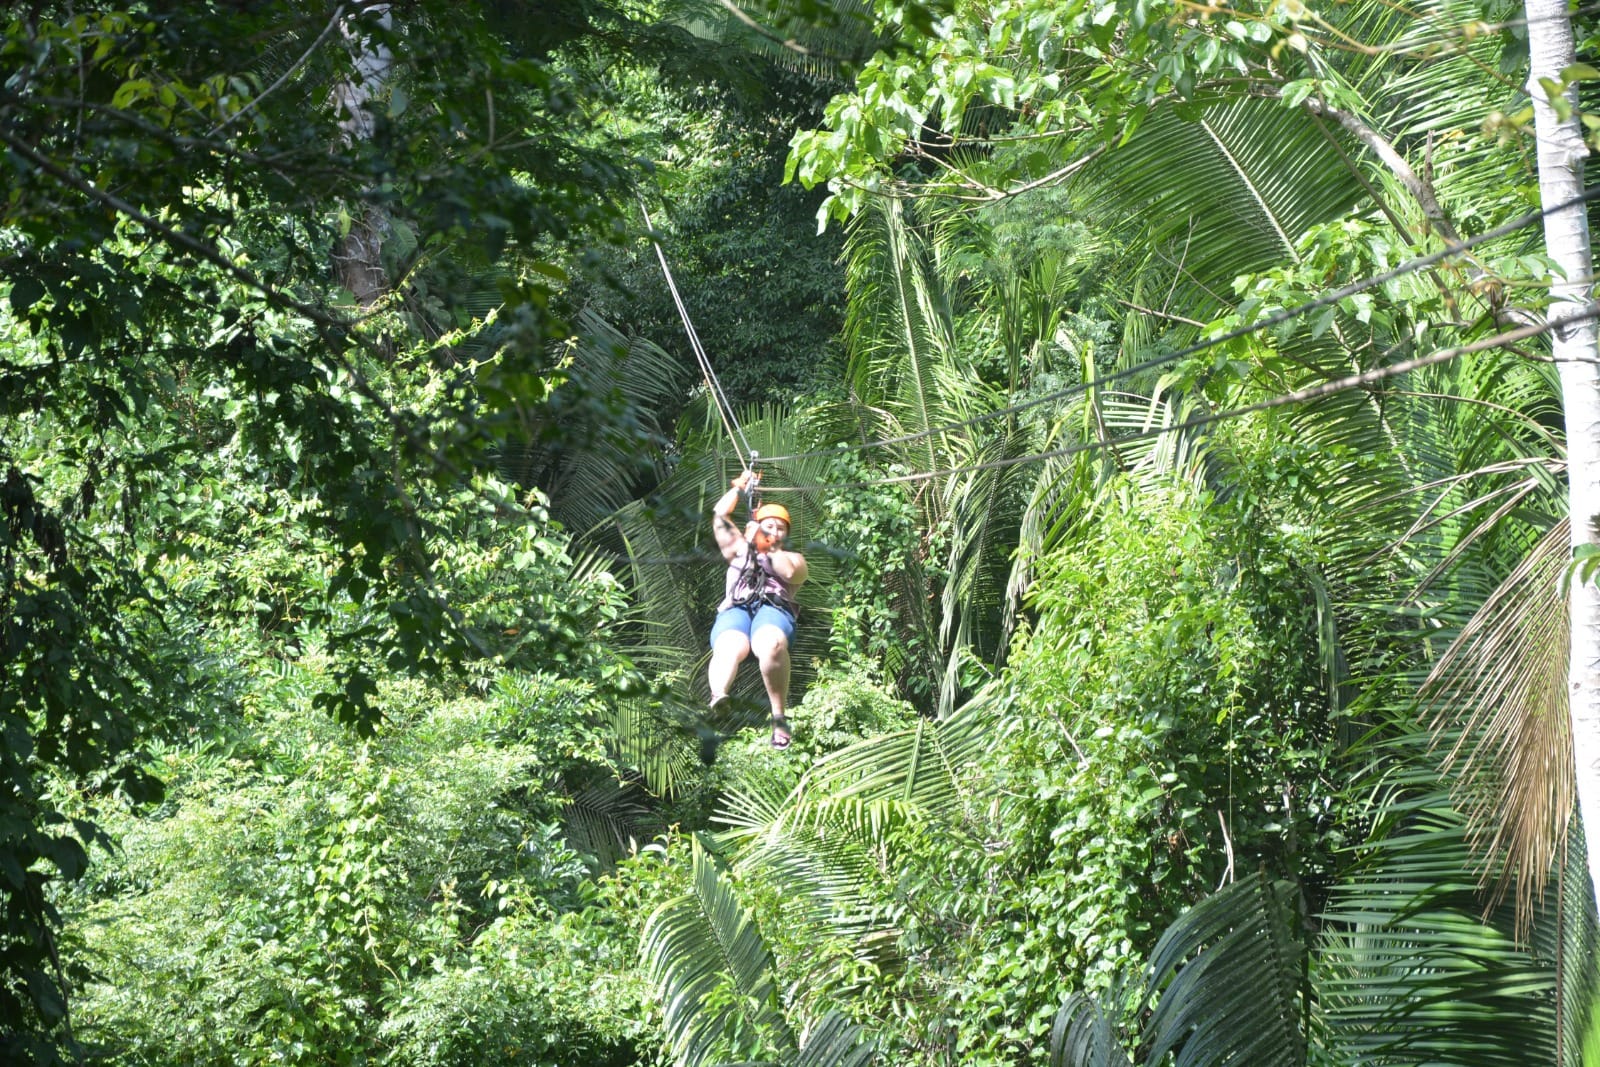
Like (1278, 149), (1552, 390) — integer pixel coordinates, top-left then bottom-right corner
(64, 660), (662, 1066)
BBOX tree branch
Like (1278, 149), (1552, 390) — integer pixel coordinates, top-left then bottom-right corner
(209, 3), (347, 136)
(1302, 95), (1462, 245)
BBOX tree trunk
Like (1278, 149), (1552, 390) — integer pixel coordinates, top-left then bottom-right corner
(1526, 0), (1600, 910)
(330, 2), (393, 308)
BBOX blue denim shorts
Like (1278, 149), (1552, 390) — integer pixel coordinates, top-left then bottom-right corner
(710, 603), (796, 648)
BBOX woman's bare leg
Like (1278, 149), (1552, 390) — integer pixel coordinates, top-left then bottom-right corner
(708, 629), (751, 705)
(751, 627), (791, 743)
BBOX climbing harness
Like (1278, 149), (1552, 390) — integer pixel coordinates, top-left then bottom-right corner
(727, 542), (799, 619)
(721, 468), (797, 616)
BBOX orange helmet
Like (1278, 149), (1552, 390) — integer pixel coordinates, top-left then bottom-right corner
(752, 502), (791, 528)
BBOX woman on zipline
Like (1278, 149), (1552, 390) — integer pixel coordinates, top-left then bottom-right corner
(708, 471), (807, 748)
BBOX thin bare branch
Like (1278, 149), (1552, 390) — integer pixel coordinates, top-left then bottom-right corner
(1303, 96), (1462, 245)
(712, 0), (814, 56)
(210, 4), (347, 136)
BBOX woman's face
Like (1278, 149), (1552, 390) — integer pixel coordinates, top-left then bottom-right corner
(753, 518), (789, 553)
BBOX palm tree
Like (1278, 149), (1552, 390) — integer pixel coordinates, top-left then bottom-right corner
(1523, 0), (1600, 917)
(815, 196), (1072, 715)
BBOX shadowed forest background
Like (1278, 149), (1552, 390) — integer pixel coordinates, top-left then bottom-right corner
(4, 1), (1600, 1064)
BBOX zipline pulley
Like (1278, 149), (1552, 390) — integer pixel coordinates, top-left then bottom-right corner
(741, 453), (762, 513)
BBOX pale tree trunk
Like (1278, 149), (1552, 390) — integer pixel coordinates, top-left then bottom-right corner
(1526, 0), (1600, 911)
(330, 2), (392, 308)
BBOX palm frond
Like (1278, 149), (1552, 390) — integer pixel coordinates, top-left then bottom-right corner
(1340, 0), (1530, 219)
(1547, 818), (1600, 1066)
(1423, 519), (1572, 928)
(557, 770), (655, 869)
(1313, 782), (1563, 1066)
(495, 309), (685, 536)
(1095, 389), (1215, 487)
(684, 0), (881, 82)
(716, 1010), (878, 1067)
(838, 195), (1055, 713)
(710, 705), (996, 976)
(725, 792), (918, 947)
(794, 1010), (878, 1067)
(1141, 874), (1306, 1067)
(1077, 97), (1366, 321)
(1049, 991), (1135, 1067)
(792, 700), (991, 817)
(607, 698), (707, 798)
(1006, 435), (1129, 652)
(841, 198), (959, 484)
(936, 426), (1029, 713)
(614, 497), (721, 680)
(642, 835), (797, 1067)
(1050, 875), (1305, 1067)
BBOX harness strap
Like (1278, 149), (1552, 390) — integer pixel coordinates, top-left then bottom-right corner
(729, 547), (797, 617)
(731, 594), (797, 619)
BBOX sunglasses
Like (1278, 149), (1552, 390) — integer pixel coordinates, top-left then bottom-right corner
(756, 520), (789, 535)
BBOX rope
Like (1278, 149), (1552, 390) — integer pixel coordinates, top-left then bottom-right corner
(593, 308), (1583, 565)
(753, 310), (1587, 493)
(640, 199), (756, 472)
(622, 183), (1595, 531)
(754, 183), (1600, 467)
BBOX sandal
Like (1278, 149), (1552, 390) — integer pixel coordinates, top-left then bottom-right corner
(770, 714), (791, 750)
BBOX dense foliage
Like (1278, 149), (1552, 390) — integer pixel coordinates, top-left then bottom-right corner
(3, 0), (1600, 1064)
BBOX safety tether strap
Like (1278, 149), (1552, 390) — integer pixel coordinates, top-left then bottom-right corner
(639, 199), (755, 473)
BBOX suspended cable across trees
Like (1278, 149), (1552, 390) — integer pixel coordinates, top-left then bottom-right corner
(618, 187), (1600, 565)
(753, 185), (1600, 468)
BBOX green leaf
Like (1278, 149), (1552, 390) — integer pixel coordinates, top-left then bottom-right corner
(641, 836), (797, 1067)
(110, 77), (152, 108)
(8, 277), (44, 315)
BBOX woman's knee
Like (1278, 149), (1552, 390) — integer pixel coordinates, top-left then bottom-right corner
(751, 628), (789, 660)
(713, 630), (752, 658)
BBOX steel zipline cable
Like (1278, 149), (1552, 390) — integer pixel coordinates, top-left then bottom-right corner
(753, 310), (1595, 493)
(639, 199), (757, 473)
(598, 306), (1591, 564)
(752, 183), (1600, 468)
(611, 185), (1599, 562)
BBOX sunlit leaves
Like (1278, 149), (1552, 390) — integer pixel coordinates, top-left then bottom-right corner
(0, 3), (649, 1054)
(787, 0), (1297, 222)
(66, 661), (658, 1063)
